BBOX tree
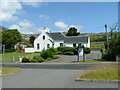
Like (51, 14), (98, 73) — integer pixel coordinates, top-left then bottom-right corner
(29, 36), (35, 46)
(2, 29), (22, 50)
(66, 27), (80, 36)
(102, 35), (120, 61)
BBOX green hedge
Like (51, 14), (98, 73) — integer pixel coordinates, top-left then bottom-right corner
(63, 52), (74, 55)
(22, 56), (30, 63)
(22, 56), (45, 63)
(47, 48), (58, 54)
(57, 47), (77, 55)
(84, 47), (91, 54)
(40, 50), (53, 59)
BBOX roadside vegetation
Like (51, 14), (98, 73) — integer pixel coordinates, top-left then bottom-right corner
(0, 67), (21, 76)
(22, 48), (60, 63)
(1, 52), (34, 63)
(72, 59), (116, 63)
(80, 64), (119, 80)
(90, 43), (104, 49)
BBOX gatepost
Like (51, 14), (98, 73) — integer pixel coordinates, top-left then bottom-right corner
(77, 46), (85, 62)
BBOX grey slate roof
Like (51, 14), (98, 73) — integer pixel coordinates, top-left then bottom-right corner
(46, 32), (66, 40)
(64, 36), (88, 43)
(46, 32), (89, 43)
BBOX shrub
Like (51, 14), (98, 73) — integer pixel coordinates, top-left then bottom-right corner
(73, 47), (78, 55)
(53, 55), (59, 59)
(63, 52), (74, 55)
(102, 50), (116, 61)
(40, 50), (53, 59)
(55, 51), (62, 55)
(5, 48), (15, 52)
(48, 48), (57, 54)
(57, 47), (75, 53)
(45, 58), (52, 61)
(22, 56), (30, 62)
(31, 56), (44, 62)
(84, 48), (90, 54)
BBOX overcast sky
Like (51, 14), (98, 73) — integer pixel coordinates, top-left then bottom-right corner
(0, 1), (118, 34)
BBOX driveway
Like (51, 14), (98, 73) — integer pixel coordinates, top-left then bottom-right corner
(45, 51), (102, 63)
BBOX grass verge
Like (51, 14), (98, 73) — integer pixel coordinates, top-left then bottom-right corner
(72, 59), (115, 63)
(0, 67), (21, 76)
(80, 64), (119, 80)
(0, 52), (36, 63)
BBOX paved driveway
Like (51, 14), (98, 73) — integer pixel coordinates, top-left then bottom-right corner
(45, 51), (102, 63)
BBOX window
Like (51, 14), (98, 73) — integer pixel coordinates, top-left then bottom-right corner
(60, 43), (63, 47)
(43, 36), (45, 40)
(37, 43), (39, 50)
(73, 43), (76, 47)
(47, 44), (50, 48)
(52, 44), (54, 47)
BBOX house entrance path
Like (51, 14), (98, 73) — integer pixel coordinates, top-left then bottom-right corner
(45, 51), (102, 63)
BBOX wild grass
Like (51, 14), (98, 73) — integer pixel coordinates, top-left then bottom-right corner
(91, 43), (104, 49)
(72, 59), (115, 63)
(80, 64), (119, 80)
(0, 67), (21, 75)
(0, 52), (36, 63)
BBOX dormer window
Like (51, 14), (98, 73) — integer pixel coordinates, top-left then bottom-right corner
(43, 36), (45, 40)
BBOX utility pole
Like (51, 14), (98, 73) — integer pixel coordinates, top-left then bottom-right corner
(105, 24), (109, 49)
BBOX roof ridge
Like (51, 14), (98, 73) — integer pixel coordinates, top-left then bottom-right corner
(66, 35), (89, 38)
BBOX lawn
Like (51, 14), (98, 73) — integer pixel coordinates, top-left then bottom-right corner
(0, 52), (38, 63)
(72, 59), (115, 63)
(91, 43), (104, 49)
(0, 67), (21, 76)
(80, 64), (119, 80)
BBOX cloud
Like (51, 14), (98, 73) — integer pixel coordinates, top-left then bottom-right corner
(9, 19), (35, 34)
(54, 21), (84, 32)
(54, 22), (68, 29)
(0, 0), (22, 22)
(22, 2), (41, 8)
(39, 14), (50, 21)
(70, 25), (84, 31)
(0, 0), (43, 22)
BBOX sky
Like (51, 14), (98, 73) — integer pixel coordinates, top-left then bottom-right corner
(0, 1), (118, 34)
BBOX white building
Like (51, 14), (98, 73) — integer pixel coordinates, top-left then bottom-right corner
(25, 27), (90, 53)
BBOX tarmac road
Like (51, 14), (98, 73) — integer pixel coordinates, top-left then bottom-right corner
(2, 63), (118, 88)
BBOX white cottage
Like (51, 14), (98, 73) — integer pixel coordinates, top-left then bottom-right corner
(25, 27), (90, 52)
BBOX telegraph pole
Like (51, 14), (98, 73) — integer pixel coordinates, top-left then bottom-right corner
(105, 24), (109, 49)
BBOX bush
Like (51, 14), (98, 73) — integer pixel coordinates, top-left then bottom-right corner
(55, 51), (62, 55)
(22, 56), (30, 62)
(73, 47), (78, 55)
(53, 55), (59, 59)
(57, 47), (75, 52)
(84, 48), (90, 54)
(45, 58), (52, 61)
(102, 50), (116, 61)
(48, 48), (57, 54)
(5, 48), (15, 52)
(31, 56), (44, 62)
(40, 50), (53, 59)
(63, 51), (74, 55)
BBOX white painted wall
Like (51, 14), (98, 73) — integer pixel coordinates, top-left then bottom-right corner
(54, 40), (64, 48)
(25, 48), (35, 53)
(34, 29), (54, 52)
(65, 43), (73, 47)
(65, 42), (90, 48)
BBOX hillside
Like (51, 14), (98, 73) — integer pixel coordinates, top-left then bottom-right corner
(1, 25), (117, 42)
